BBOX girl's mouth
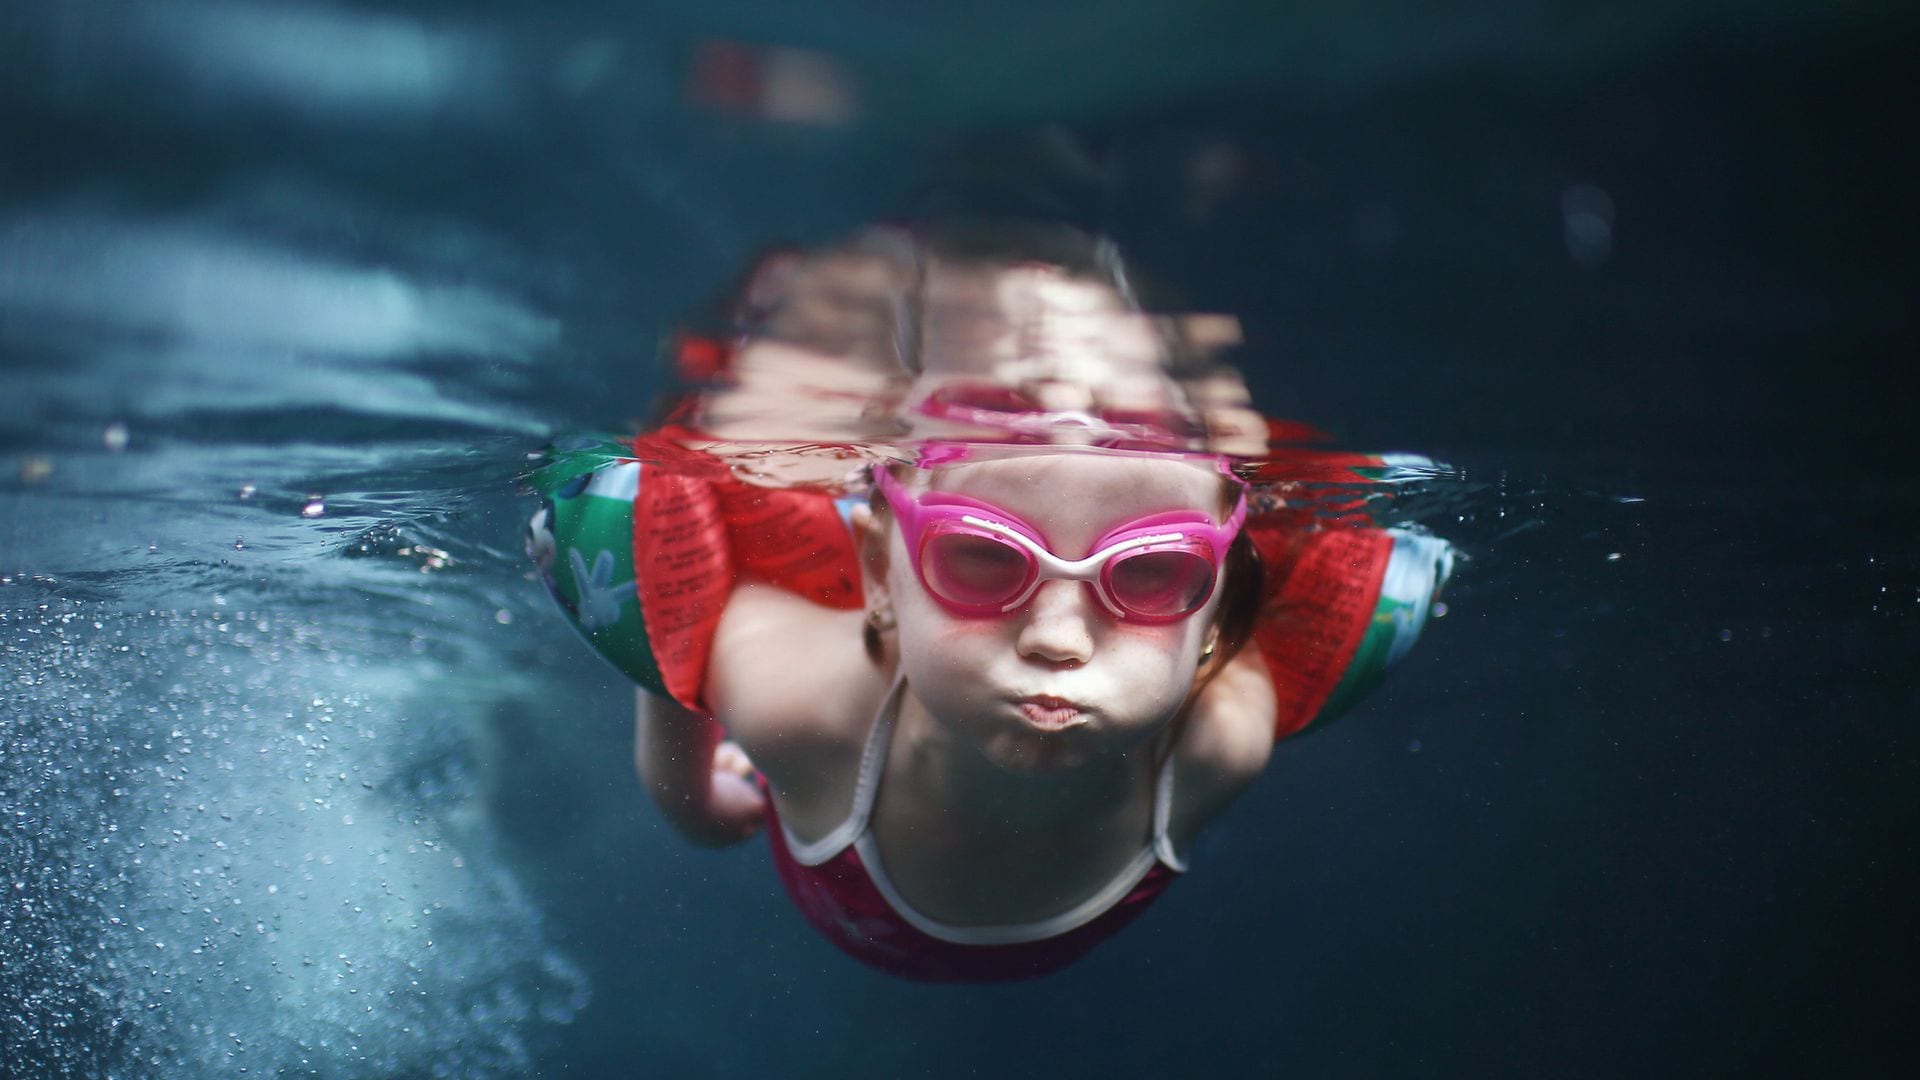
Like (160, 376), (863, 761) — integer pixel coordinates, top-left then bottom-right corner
(1015, 696), (1088, 731)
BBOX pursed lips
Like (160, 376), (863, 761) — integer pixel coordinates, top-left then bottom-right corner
(1013, 694), (1091, 730)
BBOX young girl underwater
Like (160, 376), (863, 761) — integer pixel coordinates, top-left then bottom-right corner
(525, 222), (1453, 981)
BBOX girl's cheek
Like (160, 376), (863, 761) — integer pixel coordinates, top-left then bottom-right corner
(902, 604), (1006, 646)
(936, 619), (1004, 642)
(1108, 620), (1207, 660)
(898, 613), (1006, 675)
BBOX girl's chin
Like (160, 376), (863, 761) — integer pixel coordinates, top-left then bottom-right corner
(960, 716), (1079, 767)
(983, 739), (1088, 775)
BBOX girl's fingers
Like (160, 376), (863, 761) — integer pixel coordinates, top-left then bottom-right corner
(714, 739), (756, 778)
(708, 769), (767, 839)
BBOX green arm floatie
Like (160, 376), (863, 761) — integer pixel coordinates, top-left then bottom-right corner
(525, 437), (734, 707)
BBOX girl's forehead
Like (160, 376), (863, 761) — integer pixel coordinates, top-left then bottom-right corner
(930, 454), (1224, 513)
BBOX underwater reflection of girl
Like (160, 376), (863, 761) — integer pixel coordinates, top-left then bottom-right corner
(639, 449), (1274, 981)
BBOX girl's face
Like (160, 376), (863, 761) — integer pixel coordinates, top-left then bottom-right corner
(875, 453), (1231, 773)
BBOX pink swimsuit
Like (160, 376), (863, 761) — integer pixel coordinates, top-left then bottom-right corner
(765, 681), (1186, 982)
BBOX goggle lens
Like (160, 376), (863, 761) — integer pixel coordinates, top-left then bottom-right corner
(921, 530), (1034, 610)
(1104, 548), (1217, 619)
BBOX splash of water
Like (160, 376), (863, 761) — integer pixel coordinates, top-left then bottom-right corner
(1, 599), (586, 1077)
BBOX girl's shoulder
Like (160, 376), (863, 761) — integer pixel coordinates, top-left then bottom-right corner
(704, 581), (889, 813)
(1167, 644), (1279, 853)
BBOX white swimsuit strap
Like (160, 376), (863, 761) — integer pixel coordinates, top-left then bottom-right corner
(783, 675), (1189, 937)
(854, 744), (1183, 946)
(854, 832), (1162, 946)
(1152, 750), (1188, 873)
(779, 677), (904, 866)
(849, 687), (1187, 946)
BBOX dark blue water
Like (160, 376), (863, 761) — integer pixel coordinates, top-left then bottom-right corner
(4, 3), (1915, 1076)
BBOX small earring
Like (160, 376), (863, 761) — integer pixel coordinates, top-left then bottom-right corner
(1199, 636), (1217, 664)
(862, 605), (894, 663)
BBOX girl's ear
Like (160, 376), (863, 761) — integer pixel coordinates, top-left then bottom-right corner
(1193, 621), (1227, 684)
(852, 501), (896, 665)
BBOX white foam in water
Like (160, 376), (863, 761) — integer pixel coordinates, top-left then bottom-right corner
(1, 600), (586, 1077)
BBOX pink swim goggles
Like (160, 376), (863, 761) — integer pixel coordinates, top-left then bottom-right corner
(874, 467), (1247, 623)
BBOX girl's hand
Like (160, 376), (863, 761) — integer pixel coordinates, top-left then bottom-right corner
(699, 740), (769, 846)
(636, 693), (768, 848)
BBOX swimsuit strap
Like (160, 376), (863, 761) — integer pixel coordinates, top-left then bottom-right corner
(1152, 750), (1188, 872)
(782, 675), (1187, 875)
(852, 732), (1182, 945)
(847, 676), (905, 831)
(778, 676), (904, 866)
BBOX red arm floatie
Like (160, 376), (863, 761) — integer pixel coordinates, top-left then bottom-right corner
(1246, 522), (1394, 741)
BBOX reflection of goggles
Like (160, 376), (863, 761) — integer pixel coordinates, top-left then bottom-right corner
(910, 384), (1207, 450)
(875, 467), (1246, 624)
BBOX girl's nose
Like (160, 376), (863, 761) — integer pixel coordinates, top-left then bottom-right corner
(1015, 580), (1096, 665)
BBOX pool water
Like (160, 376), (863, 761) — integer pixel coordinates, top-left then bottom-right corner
(4, 5), (1915, 1076)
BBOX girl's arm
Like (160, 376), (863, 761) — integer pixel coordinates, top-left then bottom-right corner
(1169, 642), (1279, 848)
(636, 580), (878, 846)
(703, 582), (879, 806)
(634, 691), (765, 847)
